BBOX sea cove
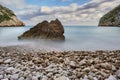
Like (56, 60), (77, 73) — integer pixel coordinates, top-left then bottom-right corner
(0, 26), (120, 51)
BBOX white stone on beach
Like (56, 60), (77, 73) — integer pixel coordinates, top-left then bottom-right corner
(83, 75), (89, 80)
(116, 69), (120, 78)
(105, 75), (117, 80)
(0, 59), (3, 64)
(112, 65), (116, 71)
(0, 75), (3, 79)
(11, 74), (19, 80)
(42, 76), (48, 80)
(79, 59), (86, 66)
(18, 77), (24, 80)
(69, 61), (76, 68)
(5, 67), (14, 73)
(4, 59), (12, 64)
(54, 76), (69, 80)
(32, 76), (38, 80)
(1, 78), (9, 80)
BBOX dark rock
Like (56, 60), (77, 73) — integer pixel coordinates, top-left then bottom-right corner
(99, 5), (120, 27)
(18, 19), (65, 40)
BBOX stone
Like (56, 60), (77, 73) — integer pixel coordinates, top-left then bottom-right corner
(0, 59), (3, 64)
(93, 77), (98, 80)
(83, 75), (89, 80)
(5, 67), (14, 74)
(99, 5), (120, 27)
(99, 63), (111, 70)
(116, 69), (120, 78)
(11, 74), (19, 80)
(42, 76), (48, 80)
(79, 59), (86, 66)
(0, 4), (25, 27)
(69, 61), (76, 68)
(76, 72), (82, 78)
(4, 59), (12, 64)
(54, 76), (69, 80)
(112, 65), (116, 71)
(83, 67), (91, 73)
(32, 76), (38, 80)
(105, 75), (117, 80)
(1, 78), (9, 80)
(0, 75), (3, 79)
(18, 77), (24, 80)
(18, 19), (65, 40)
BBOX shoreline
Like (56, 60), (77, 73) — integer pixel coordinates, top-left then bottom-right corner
(0, 46), (120, 80)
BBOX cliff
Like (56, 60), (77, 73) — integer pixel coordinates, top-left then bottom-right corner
(0, 4), (25, 27)
(99, 5), (120, 26)
(18, 19), (65, 40)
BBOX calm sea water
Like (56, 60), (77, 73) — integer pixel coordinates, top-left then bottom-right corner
(0, 26), (120, 51)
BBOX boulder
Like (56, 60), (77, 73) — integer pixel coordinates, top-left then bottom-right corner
(18, 19), (65, 40)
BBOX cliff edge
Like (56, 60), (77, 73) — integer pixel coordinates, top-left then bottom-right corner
(99, 5), (120, 27)
(0, 4), (25, 27)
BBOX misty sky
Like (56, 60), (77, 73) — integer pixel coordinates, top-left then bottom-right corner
(0, 0), (120, 26)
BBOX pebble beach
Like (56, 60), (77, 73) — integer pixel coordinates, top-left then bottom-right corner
(0, 46), (120, 80)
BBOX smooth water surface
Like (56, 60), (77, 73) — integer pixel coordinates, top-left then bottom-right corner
(0, 26), (120, 51)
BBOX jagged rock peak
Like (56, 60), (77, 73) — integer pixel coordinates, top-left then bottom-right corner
(18, 19), (65, 40)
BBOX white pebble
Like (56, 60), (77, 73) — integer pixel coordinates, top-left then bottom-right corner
(4, 59), (11, 64)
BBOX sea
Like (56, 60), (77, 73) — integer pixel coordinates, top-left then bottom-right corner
(0, 26), (120, 51)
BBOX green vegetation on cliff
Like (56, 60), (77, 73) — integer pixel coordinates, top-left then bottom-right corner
(0, 4), (15, 23)
(99, 5), (120, 26)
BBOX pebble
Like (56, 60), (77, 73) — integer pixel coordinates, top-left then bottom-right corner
(112, 65), (116, 71)
(54, 76), (69, 80)
(79, 59), (86, 66)
(32, 76), (38, 80)
(42, 76), (48, 80)
(69, 61), (76, 68)
(0, 75), (3, 79)
(4, 59), (12, 64)
(0, 47), (120, 80)
(11, 74), (19, 80)
(18, 77), (24, 80)
(0, 59), (3, 64)
(116, 69), (120, 78)
(83, 75), (89, 80)
(105, 75), (117, 80)
(1, 78), (9, 80)
(5, 67), (14, 74)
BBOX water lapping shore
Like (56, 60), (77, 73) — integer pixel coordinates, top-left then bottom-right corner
(0, 46), (120, 80)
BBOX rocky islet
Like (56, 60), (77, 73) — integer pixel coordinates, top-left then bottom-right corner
(18, 19), (65, 40)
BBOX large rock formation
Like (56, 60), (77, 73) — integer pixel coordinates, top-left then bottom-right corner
(0, 4), (25, 27)
(99, 5), (120, 26)
(18, 19), (65, 40)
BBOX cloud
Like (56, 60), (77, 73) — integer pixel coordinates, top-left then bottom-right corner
(0, 0), (25, 9)
(1, 0), (120, 25)
(23, 0), (120, 25)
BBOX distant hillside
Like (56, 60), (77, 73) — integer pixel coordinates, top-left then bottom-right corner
(99, 5), (120, 27)
(0, 4), (25, 27)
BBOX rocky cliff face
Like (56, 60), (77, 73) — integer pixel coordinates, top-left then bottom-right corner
(18, 19), (65, 40)
(99, 5), (120, 26)
(0, 4), (25, 27)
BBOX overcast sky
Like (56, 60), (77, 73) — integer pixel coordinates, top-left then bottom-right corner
(0, 0), (120, 26)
